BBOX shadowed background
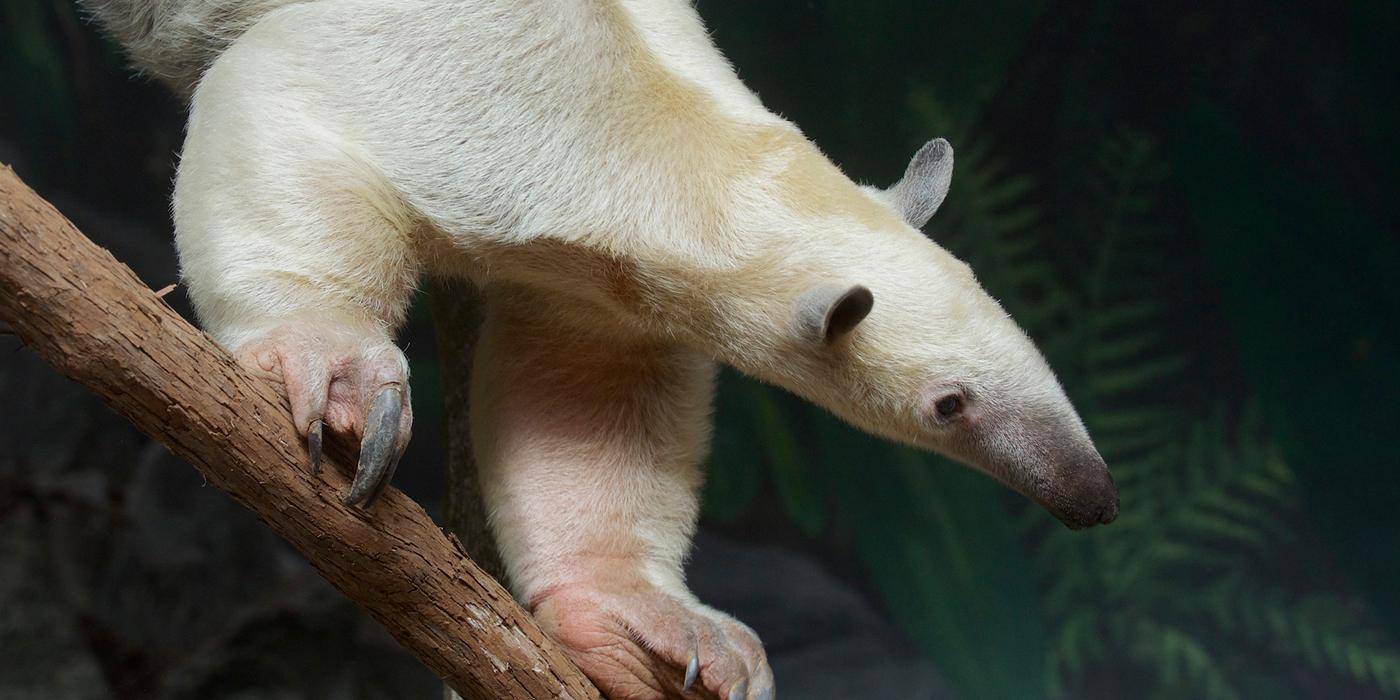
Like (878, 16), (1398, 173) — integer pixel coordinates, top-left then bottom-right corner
(2, 1), (1398, 698)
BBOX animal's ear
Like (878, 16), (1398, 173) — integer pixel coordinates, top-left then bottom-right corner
(796, 284), (875, 342)
(884, 138), (954, 228)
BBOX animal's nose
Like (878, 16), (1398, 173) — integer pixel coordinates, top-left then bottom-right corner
(1095, 490), (1120, 525)
(1048, 455), (1118, 529)
(1083, 462), (1119, 525)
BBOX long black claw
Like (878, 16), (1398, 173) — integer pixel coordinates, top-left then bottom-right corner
(308, 419), (324, 476)
(343, 386), (403, 508)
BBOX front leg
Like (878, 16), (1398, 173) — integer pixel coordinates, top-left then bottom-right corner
(470, 290), (774, 700)
(174, 80), (419, 506)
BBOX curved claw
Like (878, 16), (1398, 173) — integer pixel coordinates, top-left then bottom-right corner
(308, 419), (324, 476)
(683, 651), (699, 693)
(343, 386), (403, 508)
(359, 444), (404, 509)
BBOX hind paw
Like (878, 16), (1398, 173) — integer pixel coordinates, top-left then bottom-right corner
(533, 584), (773, 699)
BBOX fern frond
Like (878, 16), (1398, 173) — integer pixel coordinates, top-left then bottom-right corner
(1202, 579), (1400, 693)
(1025, 127), (1400, 700)
(1117, 412), (1294, 585)
(1045, 609), (1108, 696)
(1122, 616), (1242, 700)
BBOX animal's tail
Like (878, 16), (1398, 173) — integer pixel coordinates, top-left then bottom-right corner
(78, 0), (306, 99)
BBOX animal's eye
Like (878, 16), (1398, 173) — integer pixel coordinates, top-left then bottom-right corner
(935, 395), (963, 419)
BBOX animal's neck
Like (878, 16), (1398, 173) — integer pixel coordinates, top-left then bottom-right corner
(458, 0), (911, 353)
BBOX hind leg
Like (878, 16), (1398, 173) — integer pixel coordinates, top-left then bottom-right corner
(471, 289), (774, 700)
(175, 72), (419, 505)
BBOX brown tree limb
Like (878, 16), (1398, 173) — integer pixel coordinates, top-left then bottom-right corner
(0, 165), (601, 700)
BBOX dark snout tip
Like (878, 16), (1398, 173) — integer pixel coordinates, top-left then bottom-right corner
(1047, 469), (1119, 530)
(1065, 493), (1120, 530)
(1101, 493), (1120, 524)
(1055, 498), (1118, 530)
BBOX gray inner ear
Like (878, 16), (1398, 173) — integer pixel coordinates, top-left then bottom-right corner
(885, 138), (954, 228)
(797, 284), (875, 342)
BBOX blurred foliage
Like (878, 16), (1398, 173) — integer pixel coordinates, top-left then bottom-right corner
(698, 2), (1400, 699)
(1170, 101), (1400, 639)
(1031, 129), (1400, 700)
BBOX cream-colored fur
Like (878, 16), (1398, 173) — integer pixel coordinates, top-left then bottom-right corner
(87, 1), (1119, 697)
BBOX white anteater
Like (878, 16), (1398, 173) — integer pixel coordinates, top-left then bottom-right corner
(80, 1), (1119, 697)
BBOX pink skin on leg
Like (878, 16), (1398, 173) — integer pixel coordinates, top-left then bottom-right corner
(235, 320), (412, 506)
(532, 583), (772, 700)
(471, 292), (774, 700)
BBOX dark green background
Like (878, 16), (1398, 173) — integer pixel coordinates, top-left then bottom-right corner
(2, 1), (1398, 698)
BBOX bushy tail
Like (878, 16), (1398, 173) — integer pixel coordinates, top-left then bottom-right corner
(79, 0), (306, 99)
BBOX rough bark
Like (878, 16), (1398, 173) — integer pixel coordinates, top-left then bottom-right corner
(0, 165), (601, 700)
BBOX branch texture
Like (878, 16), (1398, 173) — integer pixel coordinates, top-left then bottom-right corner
(0, 165), (601, 700)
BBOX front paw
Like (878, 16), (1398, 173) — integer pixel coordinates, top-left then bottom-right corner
(532, 584), (773, 700)
(234, 321), (412, 507)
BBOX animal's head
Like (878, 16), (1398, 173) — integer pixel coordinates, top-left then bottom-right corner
(731, 137), (1118, 530)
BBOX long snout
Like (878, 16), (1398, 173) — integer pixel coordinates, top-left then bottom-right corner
(931, 398), (1121, 530)
(958, 438), (1120, 529)
(1035, 453), (1119, 530)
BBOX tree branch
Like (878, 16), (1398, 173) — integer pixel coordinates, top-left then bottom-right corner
(0, 165), (601, 700)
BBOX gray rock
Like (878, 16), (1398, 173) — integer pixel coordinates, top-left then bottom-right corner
(688, 532), (954, 700)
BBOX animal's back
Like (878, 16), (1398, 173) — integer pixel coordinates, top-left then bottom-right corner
(202, 0), (790, 249)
